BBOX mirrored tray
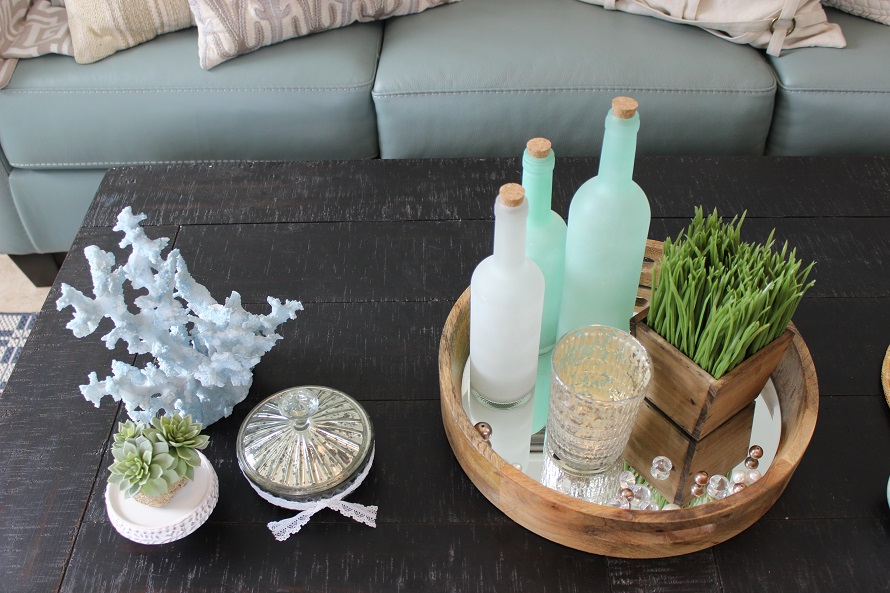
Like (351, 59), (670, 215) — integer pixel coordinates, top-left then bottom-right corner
(459, 358), (781, 497)
(438, 240), (819, 558)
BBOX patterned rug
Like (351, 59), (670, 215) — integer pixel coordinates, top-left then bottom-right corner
(0, 312), (37, 394)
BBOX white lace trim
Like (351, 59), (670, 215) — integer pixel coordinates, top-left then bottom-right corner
(244, 446), (377, 541)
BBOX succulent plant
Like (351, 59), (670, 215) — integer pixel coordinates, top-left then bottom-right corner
(108, 435), (180, 498)
(146, 414), (210, 481)
(112, 420), (144, 445)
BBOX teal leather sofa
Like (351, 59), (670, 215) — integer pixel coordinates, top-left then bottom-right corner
(1, 0), (888, 270)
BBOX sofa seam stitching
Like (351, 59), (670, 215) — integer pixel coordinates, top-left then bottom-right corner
(10, 157), (380, 168)
(777, 88), (890, 95)
(2, 82), (376, 94)
(371, 87), (776, 98)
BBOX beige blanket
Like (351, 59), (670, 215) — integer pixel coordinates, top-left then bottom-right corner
(0, 0), (72, 89)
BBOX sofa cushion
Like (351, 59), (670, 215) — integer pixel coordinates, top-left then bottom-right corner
(189, 0), (457, 70)
(372, 0), (777, 158)
(0, 23), (382, 169)
(66, 0), (194, 64)
(7, 169), (105, 253)
(0, 145), (38, 254)
(766, 9), (890, 155)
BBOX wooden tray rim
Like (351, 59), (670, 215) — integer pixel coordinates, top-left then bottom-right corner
(438, 241), (820, 556)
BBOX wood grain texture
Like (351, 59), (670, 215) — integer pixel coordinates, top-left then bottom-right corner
(715, 517), (890, 593)
(83, 157), (890, 228)
(2, 156), (889, 592)
(632, 322), (791, 440)
(624, 400), (753, 505)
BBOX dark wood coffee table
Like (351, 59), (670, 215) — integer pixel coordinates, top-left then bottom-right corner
(2, 157), (889, 592)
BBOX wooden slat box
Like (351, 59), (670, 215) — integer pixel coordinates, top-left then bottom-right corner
(624, 398), (754, 505)
(631, 317), (792, 440)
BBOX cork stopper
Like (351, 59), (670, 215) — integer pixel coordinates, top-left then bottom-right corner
(498, 183), (525, 207)
(611, 96), (638, 119)
(526, 137), (552, 158)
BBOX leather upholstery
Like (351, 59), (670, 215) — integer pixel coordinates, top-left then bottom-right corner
(7, 169), (106, 253)
(373, 0), (777, 158)
(766, 9), (890, 156)
(0, 144), (37, 254)
(0, 24), (382, 169)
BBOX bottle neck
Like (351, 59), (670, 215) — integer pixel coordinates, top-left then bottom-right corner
(493, 197), (528, 268)
(522, 149), (556, 224)
(598, 111), (640, 183)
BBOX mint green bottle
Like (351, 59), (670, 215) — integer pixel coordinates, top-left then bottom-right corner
(557, 97), (650, 337)
(522, 138), (567, 434)
(522, 138), (566, 355)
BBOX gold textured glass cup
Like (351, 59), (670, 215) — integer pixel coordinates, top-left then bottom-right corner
(544, 325), (652, 477)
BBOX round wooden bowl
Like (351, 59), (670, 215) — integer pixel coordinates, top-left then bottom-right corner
(438, 241), (819, 558)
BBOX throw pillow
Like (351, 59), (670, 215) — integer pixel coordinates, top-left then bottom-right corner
(66, 0), (195, 64)
(188, 0), (460, 70)
(822, 0), (890, 24)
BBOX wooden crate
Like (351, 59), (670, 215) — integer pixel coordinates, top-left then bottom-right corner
(624, 399), (754, 505)
(631, 316), (792, 440)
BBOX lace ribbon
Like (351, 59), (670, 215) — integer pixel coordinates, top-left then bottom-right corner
(244, 446), (378, 542)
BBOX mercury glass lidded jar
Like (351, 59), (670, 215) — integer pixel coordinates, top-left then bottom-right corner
(237, 386), (374, 502)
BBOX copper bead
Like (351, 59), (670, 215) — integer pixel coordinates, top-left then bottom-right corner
(691, 484), (705, 497)
(474, 422), (492, 441)
(694, 471), (709, 486)
(732, 483), (747, 495)
(744, 456), (759, 470)
(748, 445), (764, 459)
(620, 488), (634, 501)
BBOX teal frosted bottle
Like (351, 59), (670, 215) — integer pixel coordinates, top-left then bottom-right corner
(522, 138), (566, 355)
(557, 96), (650, 337)
(522, 138), (568, 434)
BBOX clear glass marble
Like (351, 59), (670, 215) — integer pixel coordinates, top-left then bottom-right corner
(650, 456), (672, 480)
(607, 496), (630, 509)
(631, 484), (651, 508)
(707, 475), (731, 500)
(618, 470), (636, 490)
(237, 386), (374, 502)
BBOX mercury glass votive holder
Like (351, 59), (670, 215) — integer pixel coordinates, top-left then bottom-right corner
(542, 326), (651, 502)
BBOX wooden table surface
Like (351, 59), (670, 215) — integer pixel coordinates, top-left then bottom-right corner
(2, 157), (889, 593)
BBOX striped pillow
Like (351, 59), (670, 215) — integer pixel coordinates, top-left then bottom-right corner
(66, 0), (195, 64)
(188, 0), (460, 70)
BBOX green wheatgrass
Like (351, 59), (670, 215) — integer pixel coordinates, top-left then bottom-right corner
(648, 207), (815, 379)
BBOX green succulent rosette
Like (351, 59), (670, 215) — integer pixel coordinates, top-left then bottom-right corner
(108, 435), (179, 498)
(146, 414), (210, 481)
(112, 420), (144, 445)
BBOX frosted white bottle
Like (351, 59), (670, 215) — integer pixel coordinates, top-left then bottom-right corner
(470, 183), (545, 409)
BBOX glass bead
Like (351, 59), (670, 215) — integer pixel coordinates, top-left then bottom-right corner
(662, 503), (681, 511)
(707, 475), (730, 500)
(732, 469), (748, 484)
(744, 456), (759, 470)
(650, 456), (672, 480)
(748, 469), (762, 483)
(632, 484), (651, 506)
(607, 496), (630, 509)
(748, 444), (764, 459)
(618, 470), (637, 490)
